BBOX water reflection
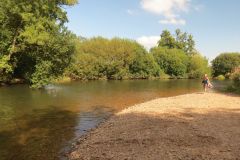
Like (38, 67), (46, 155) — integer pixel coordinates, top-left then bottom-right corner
(0, 79), (228, 160)
(75, 105), (114, 137)
(0, 107), (78, 160)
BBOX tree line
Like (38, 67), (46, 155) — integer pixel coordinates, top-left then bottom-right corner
(64, 30), (211, 82)
(0, 0), (239, 90)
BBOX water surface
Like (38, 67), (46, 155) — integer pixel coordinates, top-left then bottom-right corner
(0, 79), (226, 160)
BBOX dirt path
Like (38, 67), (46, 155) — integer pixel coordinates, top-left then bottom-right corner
(69, 92), (240, 160)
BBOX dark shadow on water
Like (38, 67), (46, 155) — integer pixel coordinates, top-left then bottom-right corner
(75, 105), (114, 137)
(0, 107), (79, 160)
(0, 105), (115, 160)
(71, 107), (240, 160)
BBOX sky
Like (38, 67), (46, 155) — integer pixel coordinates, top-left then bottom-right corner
(65, 0), (240, 60)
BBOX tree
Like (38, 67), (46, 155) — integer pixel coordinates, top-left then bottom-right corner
(230, 67), (240, 92)
(153, 29), (207, 78)
(175, 29), (187, 50)
(212, 53), (240, 77)
(157, 29), (196, 55)
(151, 47), (189, 77)
(0, 0), (78, 88)
(0, 55), (13, 82)
(188, 54), (211, 78)
(186, 34), (195, 54)
(129, 53), (162, 79)
(158, 30), (177, 49)
(66, 37), (162, 80)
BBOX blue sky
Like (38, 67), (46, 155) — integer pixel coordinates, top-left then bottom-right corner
(65, 0), (240, 60)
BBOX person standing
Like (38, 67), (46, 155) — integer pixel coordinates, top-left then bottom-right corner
(202, 74), (213, 92)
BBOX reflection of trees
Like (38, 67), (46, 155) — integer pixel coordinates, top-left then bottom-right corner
(0, 107), (78, 160)
(0, 105), (19, 133)
(0, 106), (14, 125)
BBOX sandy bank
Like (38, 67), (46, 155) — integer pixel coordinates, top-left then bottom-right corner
(69, 92), (240, 160)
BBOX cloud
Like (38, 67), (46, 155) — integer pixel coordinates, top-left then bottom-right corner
(136, 36), (160, 50)
(140, 0), (190, 16)
(159, 18), (186, 25)
(140, 0), (191, 25)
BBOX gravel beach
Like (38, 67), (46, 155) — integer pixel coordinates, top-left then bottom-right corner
(69, 92), (240, 160)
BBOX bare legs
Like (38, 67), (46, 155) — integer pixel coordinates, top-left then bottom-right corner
(203, 84), (207, 92)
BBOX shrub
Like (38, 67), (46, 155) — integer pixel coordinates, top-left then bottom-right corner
(129, 54), (162, 79)
(212, 53), (240, 77)
(231, 67), (240, 90)
(215, 75), (225, 81)
(67, 37), (162, 80)
(0, 55), (13, 82)
(151, 47), (189, 77)
(187, 54), (211, 79)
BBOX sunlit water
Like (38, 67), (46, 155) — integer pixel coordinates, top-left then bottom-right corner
(0, 79), (229, 160)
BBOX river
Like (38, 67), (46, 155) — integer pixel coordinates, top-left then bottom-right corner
(0, 79), (228, 160)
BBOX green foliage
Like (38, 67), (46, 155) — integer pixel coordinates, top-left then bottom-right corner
(0, 0), (78, 88)
(152, 29), (209, 79)
(230, 68), (240, 91)
(65, 37), (162, 80)
(158, 30), (177, 49)
(186, 35), (195, 54)
(215, 75), (225, 81)
(0, 55), (13, 82)
(66, 53), (103, 80)
(187, 54), (211, 78)
(158, 29), (196, 55)
(212, 53), (240, 77)
(30, 61), (53, 89)
(226, 68), (240, 94)
(151, 47), (189, 77)
(129, 53), (162, 79)
(0, 4), (210, 88)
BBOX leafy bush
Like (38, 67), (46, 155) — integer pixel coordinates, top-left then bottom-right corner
(30, 61), (54, 89)
(187, 54), (211, 79)
(212, 53), (240, 77)
(231, 67), (240, 90)
(66, 37), (162, 80)
(215, 75), (225, 80)
(0, 55), (13, 82)
(151, 47), (189, 77)
(129, 54), (162, 79)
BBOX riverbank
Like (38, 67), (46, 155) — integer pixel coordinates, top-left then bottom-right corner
(69, 92), (240, 160)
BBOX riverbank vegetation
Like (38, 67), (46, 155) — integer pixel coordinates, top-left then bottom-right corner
(0, 0), (78, 88)
(211, 53), (240, 92)
(65, 29), (211, 81)
(212, 53), (240, 78)
(1, 0), (238, 89)
(64, 37), (162, 80)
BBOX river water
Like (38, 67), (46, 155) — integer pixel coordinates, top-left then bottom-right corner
(0, 79), (227, 160)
